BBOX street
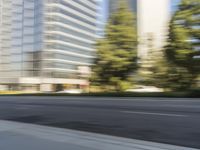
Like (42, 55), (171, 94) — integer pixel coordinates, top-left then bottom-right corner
(0, 96), (200, 148)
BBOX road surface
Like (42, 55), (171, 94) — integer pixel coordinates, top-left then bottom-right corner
(0, 96), (200, 148)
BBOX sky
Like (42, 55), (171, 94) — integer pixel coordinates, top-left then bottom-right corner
(171, 0), (181, 12)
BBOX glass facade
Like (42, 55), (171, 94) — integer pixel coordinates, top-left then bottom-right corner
(0, 0), (43, 78)
(0, 0), (99, 82)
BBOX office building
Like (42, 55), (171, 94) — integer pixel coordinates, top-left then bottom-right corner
(0, 0), (100, 91)
(108, 0), (137, 15)
(137, 0), (170, 59)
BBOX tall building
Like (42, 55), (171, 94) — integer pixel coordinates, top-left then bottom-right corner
(108, 0), (137, 15)
(137, 0), (170, 59)
(107, 0), (170, 60)
(0, 0), (100, 91)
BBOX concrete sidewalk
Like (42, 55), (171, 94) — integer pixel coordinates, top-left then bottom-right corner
(0, 120), (198, 150)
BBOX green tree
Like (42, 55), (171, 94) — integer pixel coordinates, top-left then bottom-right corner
(91, 0), (137, 91)
(165, 0), (200, 89)
(153, 58), (194, 91)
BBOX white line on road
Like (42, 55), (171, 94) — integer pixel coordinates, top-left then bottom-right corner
(122, 111), (188, 117)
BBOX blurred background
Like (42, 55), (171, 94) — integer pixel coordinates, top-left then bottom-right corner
(0, 0), (199, 94)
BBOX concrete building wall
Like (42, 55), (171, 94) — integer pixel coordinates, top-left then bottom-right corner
(41, 0), (99, 79)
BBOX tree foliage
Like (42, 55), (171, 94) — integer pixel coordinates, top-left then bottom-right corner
(152, 59), (194, 91)
(165, 0), (200, 89)
(91, 0), (137, 91)
(166, 0), (200, 73)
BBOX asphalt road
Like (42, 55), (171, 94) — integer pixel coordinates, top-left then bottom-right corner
(0, 96), (200, 149)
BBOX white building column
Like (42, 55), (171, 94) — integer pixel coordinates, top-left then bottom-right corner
(137, 0), (170, 60)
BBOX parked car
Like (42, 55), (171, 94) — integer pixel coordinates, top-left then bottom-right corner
(56, 89), (83, 94)
(126, 86), (164, 92)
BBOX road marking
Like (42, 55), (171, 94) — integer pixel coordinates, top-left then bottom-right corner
(122, 111), (188, 117)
